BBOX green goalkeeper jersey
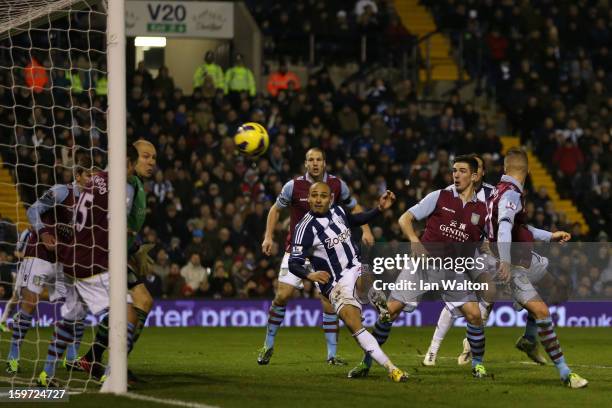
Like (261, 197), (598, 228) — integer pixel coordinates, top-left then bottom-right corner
(127, 174), (147, 249)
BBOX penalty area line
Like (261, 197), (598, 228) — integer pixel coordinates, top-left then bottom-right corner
(416, 354), (612, 369)
(516, 361), (612, 370)
(121, 392), (220, 408)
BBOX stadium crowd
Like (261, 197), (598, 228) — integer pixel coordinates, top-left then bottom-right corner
(425, 0), (612, 234)
(247, 0), (415, 66)
(0, 1), (610, 301)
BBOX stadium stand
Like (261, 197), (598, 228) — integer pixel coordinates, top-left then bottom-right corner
(424, 0), (611, 235)
(0, 0), (609, 302)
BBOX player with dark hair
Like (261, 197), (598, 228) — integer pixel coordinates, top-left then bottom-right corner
(349, 155), (489, 379)
(289, 182), (407, 382)
(4, 158), (91, 375)
(258, 147), (375, 366)
(422, 153), (497, 365)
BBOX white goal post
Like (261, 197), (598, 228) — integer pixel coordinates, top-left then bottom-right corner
(0, 0), (127, 393)
(103, 0), (127, 394)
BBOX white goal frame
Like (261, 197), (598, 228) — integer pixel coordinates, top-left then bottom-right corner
(1, 0), (127, 393)
(103, 0), (127, 394)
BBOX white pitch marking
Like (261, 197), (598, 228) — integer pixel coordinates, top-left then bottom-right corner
(416, 354), (612, 369)
(121, 392), (220, 408)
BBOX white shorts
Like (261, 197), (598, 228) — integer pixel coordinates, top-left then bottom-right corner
(278, 252), (309, 290)
(389, 260), (477, 315)
(510, 266), (541, 305)
(484, 252), (546, 306)
(474, 252), (548, 283)
(60, 275), (88, 321)
(62, 272), (133, 317)
(467, 251), (497, 281)
(16, 257), (67, 302)
(328, 265), (362, 314)
(527, 252), (549, 284)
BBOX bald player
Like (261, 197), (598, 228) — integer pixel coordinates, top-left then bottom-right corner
(258, 147), (375, 366)
(289, 182), (408, 382)
(127, 140), (157, 342)
(488, 147), (587, 389)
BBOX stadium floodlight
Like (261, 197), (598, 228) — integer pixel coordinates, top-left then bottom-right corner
(134, 36), (166, 47)
(0, 0), (127, 394)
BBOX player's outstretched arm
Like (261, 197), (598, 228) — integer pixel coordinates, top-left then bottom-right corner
(352, 203), (375, 246)
(346, 191), (396, 227)
(262, 204), (281, 255)
(527, 225), (570, 242)
(377, 190), (396, 210)
(346, 207), (381, 227)
(341, 178), (375, 246)
(550, 231), (571, 242)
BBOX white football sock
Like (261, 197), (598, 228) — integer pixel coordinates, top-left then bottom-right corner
(354, 328), (394, 370)
(0, 296), (17, 324)
(479, 300), (492, 324)
(430, 307), (455, 353)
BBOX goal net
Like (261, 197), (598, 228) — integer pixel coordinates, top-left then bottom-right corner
(0, 0), (126, 393)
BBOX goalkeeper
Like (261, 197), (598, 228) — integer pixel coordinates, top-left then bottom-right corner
(72, 140), (157, 382)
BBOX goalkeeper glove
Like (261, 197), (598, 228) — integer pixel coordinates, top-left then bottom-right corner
(130, 243), (155, 276)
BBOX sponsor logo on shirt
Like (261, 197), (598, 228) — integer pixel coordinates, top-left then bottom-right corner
(325, 228), (351, 249)
(94, 175), (108, 195)
(439, 220), (470, 241)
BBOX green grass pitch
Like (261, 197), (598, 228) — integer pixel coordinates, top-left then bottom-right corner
(1, 327), (610, 407)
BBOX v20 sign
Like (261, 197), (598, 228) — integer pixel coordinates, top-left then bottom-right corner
(126, 1), (234, 38)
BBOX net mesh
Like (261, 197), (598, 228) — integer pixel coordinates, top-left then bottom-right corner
(0, 1), (93, 36)
(0, 0), (108, 391)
